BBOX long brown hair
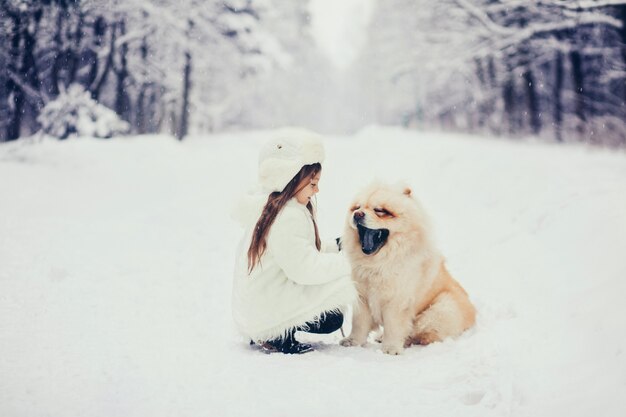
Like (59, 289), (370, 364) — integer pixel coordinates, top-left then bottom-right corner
(247, 163), (322, 274)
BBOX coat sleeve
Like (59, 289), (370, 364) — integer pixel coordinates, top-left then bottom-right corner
(267, 208), (351, 285)
(321, 238), (340, 253)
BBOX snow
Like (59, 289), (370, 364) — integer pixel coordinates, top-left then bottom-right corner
(1, 127), (626, 416)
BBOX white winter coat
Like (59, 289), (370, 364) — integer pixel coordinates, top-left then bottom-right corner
(231, 197), (357, 342)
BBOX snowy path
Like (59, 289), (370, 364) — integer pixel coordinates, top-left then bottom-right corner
(1, 128), (625, 417)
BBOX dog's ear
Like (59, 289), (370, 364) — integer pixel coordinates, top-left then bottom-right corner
(403, 187), (412, 197)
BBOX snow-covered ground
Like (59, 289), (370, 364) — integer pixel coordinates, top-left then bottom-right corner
(1, 127), (625, 417)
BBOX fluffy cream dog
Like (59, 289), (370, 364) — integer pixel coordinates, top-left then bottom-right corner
(340, 183), (476, 355)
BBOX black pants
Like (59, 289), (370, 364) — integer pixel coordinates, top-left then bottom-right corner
(265, 311), (344, 345)
(256, 312), (344, 353)
(297, 311), (344, 334)
(250, 312), (343, 353)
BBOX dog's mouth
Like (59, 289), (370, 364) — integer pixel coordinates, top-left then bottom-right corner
(357, 224), (389, 255)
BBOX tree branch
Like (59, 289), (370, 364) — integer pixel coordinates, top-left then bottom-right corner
(549, 0), (626, 11)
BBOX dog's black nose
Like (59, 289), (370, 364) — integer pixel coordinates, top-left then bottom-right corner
(353, 211), (365, 224)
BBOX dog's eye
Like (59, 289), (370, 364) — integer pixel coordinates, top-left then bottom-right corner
(374, 208), (393, 217)
(351, 205), (361, 211)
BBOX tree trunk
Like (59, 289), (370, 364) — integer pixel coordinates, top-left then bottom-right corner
(177, 50), (192, 140)
(503, 76), (516, 135)
(20, 11), (42, 101)
(619, 5), (626, 122)
(6, 85), (24, 141)
(65, 11), (84, 87)
(114, 20), (130, 122)
(150, 88), (162, 133)
(135, 36), (149, 134)
(553, 50), (564, 142)
(486, 56), (499, 135)
(570, 49), (585, 133)
(5, 11), (22, 141)
(50, 8), (64, 97)
(136, 89), (146, 134)
(92, 21), (116, 101)
(170, 110), (178, 137)
(522, 68), (541, 135)
(85, 16), (106, 91)
(475, 58), (486, 129)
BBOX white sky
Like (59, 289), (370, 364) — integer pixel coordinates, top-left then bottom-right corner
(308, 0), (376, 70)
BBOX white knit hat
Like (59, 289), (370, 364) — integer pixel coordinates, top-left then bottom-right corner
(258, 127), (325, 193)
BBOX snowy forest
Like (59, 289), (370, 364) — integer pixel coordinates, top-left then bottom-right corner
(1, 0), (626, 147)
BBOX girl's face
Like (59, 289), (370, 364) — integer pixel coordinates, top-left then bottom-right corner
(294, 172), (321, 205)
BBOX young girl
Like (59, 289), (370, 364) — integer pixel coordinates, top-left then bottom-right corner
(231, 128), (356, 354)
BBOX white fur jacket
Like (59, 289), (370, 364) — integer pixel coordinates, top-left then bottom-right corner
(231, 196), (356, 342)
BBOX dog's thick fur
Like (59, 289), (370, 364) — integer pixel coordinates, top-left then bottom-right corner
(340, 183), (476, 355)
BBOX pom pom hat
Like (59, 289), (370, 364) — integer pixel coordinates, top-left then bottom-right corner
(258, 128), (325, 193)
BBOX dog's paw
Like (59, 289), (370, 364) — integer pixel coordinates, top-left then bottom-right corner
(381, 344), (404, 355)
(340, 337), (364, 347)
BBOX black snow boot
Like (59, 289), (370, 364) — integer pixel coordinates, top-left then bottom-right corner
(258, 331), (313, 355)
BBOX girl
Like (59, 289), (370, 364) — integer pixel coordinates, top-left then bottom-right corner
(231, 128), (356, 354)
